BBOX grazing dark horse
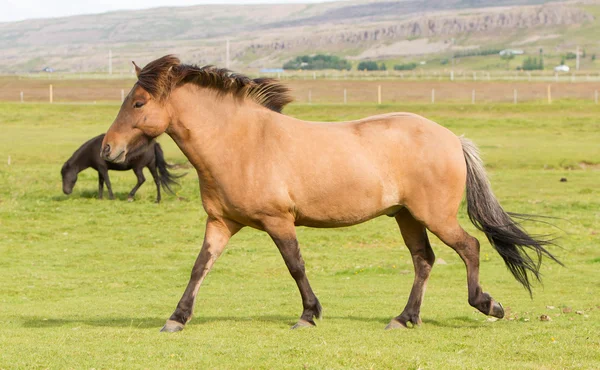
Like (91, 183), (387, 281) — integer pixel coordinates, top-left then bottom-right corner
(61, 134), (181, 203)
(101, 55), (561, 332)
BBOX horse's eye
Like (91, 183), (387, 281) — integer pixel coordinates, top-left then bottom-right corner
(134, 101), (145, 108)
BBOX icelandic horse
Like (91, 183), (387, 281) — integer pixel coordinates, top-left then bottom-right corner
(101, 55), (559, 332)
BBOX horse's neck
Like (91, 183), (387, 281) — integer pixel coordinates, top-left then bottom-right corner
(166, 87), (266, 179)
(69, 142), (94, 172)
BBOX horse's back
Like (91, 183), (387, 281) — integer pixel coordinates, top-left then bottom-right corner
(265, 112), (466, 227)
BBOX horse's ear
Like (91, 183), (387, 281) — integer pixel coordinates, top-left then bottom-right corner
(132, 61), (141, 77)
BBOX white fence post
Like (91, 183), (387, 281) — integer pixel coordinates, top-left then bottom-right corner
(49, 85), (53, 103)
(20, 91), (24, 103)
(377, 85), (382, 105)
(121, 89), (125, 103)
(547, 85), (552, 104)
(343, 89), (347, 104)
(513, 89), (517, 104)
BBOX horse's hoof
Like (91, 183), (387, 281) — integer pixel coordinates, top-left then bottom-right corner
(127, 197), (134, 202)
(489, 301), (505, 319)
(385, 319), (408, 330)
(291, 319), (315, 329)
(160, 320), (185, 333)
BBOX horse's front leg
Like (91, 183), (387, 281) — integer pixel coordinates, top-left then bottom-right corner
(265, 218), (322, 329)
(97, 173), (104, 199)
(161, 217), (242, 332)
(99, 167), (114, 200)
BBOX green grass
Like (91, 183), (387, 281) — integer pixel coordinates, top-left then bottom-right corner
(0, 102), (599, 369)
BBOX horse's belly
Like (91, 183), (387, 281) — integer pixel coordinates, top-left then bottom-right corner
(292, 182), (402, 228)
(294, 204), (402, 228)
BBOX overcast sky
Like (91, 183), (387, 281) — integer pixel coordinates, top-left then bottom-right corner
(2, 0), (343, 23)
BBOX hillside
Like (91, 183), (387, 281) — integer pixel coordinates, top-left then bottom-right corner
(0, 0), (598, 73)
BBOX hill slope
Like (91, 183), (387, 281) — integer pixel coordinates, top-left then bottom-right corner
(0, 0), (597, 72)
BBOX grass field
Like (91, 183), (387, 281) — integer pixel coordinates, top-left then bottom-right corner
(0, 101), (599, 369)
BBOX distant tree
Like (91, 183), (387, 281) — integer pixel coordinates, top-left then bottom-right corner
(561, 56), (566, 65)
(453, 48), (502, 58)
(357, 61), (383, 71)
(283, 54), (351, 70)
(522, 57), (543, 71)
(393, 62), (418, 71)
(565, 52), (577, 60)
(440, 58), (449, 65)
(379, 62), (387, 71)
(592, 54), (597, 61)
(501, 53), (514, 69)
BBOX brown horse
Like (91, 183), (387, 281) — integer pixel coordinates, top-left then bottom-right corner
(101, 55), (560, 332)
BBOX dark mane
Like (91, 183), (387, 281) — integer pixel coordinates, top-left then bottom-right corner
(136, 55), (293, 113)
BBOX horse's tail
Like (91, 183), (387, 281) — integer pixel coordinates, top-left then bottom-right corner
(154, 142), (185, 194)
(459, 136), (561, 295)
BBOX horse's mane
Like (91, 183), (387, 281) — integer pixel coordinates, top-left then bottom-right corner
(136, 55), (293, 113)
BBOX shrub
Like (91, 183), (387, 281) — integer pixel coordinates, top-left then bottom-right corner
(453, 49), (503, 58)
(357, 61), (385, 71)
(393, 63), (417, 70)
(522, 56), (544, 70)
(283, 54), (351, 70)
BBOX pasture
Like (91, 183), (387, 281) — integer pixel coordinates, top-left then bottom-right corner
(0, 101), (599, 369)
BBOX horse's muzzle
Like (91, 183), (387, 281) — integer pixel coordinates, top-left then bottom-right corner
(101, 143), (111, 160)
(101, 143), (126, 163)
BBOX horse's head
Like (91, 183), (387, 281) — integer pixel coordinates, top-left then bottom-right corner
(61, 162), (77, 195)
(101, 61), (171, 163)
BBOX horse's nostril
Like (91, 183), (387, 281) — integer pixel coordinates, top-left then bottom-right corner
(103, 144), (111, 155)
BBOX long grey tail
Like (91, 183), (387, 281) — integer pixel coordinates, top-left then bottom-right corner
(460, 137), (561, 295)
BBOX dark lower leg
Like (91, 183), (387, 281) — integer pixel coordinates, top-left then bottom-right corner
(453, 234), (504, 318)
(100, 169), (114, 200)
(389, 210), (435, 328)
(393, 249), (435, 327)
(167, 243), (215, 325)
(162, 218), (241, 332)
(269, 231), (321, 327)
(128, 168), (145, 200)
(149, 165), (161, 203)
(98, 174), (104, 199)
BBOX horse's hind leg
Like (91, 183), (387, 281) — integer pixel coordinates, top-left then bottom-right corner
(263, 218), (322, 329)
(386, 209), (435, 329)
(127, 167), (146, 201)
(428, 220), (504, 319)
(148, 162), (161, 203)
